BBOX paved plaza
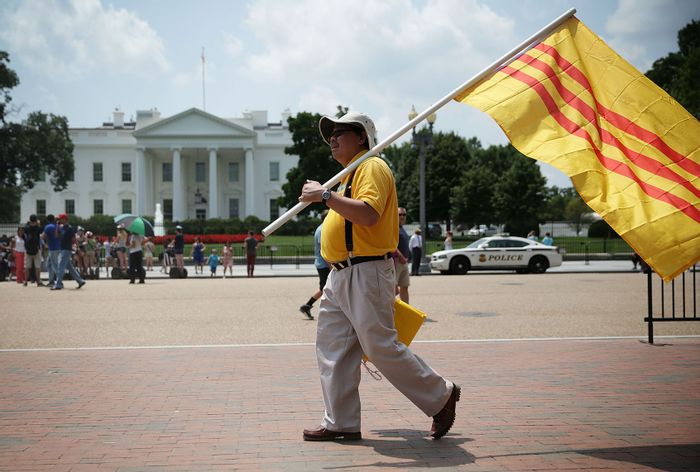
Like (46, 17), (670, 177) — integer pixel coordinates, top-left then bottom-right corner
(1, 271), (699, 471)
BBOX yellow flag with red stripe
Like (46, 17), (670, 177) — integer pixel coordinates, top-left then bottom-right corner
(457, 17), (700, 281)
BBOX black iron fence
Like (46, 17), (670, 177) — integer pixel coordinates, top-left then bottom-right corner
(644, 266), (698, 344)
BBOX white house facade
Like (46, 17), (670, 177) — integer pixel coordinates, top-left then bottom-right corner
(20, 107), (298, 222)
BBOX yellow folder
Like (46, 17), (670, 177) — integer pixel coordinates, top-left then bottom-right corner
(363, 298), (427, 363)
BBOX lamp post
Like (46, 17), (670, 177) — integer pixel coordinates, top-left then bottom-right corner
(408, 105), (436, 274)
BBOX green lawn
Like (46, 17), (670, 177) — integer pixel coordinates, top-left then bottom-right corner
(153, 235), (633, 259)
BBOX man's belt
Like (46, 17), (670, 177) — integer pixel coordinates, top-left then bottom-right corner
(330, 253), (391, 271)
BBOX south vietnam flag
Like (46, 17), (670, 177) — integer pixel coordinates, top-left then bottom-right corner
(457, 17), (699, 281)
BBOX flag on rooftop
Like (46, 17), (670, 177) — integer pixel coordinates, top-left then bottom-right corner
(457, 16), (700, 282)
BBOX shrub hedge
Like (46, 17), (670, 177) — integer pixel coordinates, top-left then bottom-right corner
(61, 214), (322, 238)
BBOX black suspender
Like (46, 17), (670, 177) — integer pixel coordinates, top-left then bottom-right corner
(343, 170), (356, 255)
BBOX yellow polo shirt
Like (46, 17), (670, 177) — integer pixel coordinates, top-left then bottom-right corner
(321, 152), (399, 262)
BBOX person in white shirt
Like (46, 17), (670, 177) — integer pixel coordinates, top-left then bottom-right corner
(444, 230), (453, 251)
(409, 228), (423, 276)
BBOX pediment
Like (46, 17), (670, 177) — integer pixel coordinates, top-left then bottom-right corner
(133, 108), (255, 138)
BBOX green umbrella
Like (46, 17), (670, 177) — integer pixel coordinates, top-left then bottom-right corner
(114, 214), (155, 237)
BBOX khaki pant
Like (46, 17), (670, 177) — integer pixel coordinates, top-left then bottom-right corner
(317, 258), (452, 432)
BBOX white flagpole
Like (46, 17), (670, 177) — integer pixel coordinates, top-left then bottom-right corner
(202, 47), (206, 111)
(263, 8), (576, 237)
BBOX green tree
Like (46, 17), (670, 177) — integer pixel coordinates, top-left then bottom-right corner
(564, 194), (594, 236)
(385, 131), (472, 229)
(279, 111), (337, 216)
(0, 51), (74, 222)
(646, 20), (700, 118)
(540, 186), (579, 221)
(424, 132), (472, 229)
(451, 163), (497, 227)
(279, 106), (349, 218)
(384, 140), (416, 213)
(0, 51), (19, 125)
(491, 145), (547, 236)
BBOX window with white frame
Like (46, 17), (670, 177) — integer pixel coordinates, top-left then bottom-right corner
(162, 162), (172, 182)
(65, 199), (75, 215)
(93, 199), (103, 215)
(93, 162), (103, 182)
(228, 162), (239, 182)
(269, 161), (280, 182)
(36, 199), (46, 215)
(269, 198), (279, 220)
(195, 162), (206, 182)
(121, 162), (132, 182)
(122, 199), (132, 214)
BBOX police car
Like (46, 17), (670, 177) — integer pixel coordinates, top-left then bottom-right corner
(430, 235), (563, 275)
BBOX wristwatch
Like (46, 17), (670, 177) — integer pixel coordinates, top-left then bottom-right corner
(321, 188), (332, 205)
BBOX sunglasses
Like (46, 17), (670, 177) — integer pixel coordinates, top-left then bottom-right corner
(398, 213), (406, 216)
(330, 128), (359, 140)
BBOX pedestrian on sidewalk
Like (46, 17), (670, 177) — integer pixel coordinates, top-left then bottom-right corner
(299, 211), (329, 320)
(191, 237), (206, 275)
(409, 228), (423, 276)
(11, 226), (26, 285)
(298, 111), (459, 442)
(394, 206), (411, 303)
(221, 242), (233, 278)
(207, 248), (219, 277)
(127, 231), (145, 284)
(42, 215), (61, 286)
(244, 231), (258, 278)
(444, 230), (453, 251)
(174, 226), (185, 273)
(116, 225), (128, 271)
(51, 214), (85, 290)
(23, 214), (44, 287)
(160, 238), (171, 273)
(542, 232), (554, 246)
(143, 237), (155, 271)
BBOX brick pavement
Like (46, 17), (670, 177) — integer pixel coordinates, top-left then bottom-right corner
(1, 338), (699, 471)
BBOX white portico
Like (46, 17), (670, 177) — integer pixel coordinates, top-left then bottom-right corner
(20, 108), (297, 223)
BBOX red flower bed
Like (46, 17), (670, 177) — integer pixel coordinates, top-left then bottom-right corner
(150, 233), (262, 244)
(97, 233), (263, 244)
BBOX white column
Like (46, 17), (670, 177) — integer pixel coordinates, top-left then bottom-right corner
(245, 148), (254, 217)
(208, 147), (218, 218)
(136, 147), (146, 215)
(172, 147), (184, 221)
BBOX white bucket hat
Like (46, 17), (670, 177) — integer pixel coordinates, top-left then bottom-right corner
(319, 112), (377, 149)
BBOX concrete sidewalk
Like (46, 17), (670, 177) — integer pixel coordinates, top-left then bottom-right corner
(90, 259), (642, 280)
(1, 338), (699, 471)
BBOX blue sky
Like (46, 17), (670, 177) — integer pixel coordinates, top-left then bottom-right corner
(1, 0), (698, 187)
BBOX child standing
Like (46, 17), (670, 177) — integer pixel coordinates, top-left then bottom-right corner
(207, 248), (220, 277)
(222, 242), (233, 278)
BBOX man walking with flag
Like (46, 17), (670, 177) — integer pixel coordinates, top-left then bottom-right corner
(298, 111), (459, 442)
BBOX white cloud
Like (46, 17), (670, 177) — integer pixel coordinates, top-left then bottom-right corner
(0, 0), (169, 80)
(236, 0), (516, 143)
(243, 0), (514, 83)
(605, 0), (700, 69)
(223, 32), (244, 57)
